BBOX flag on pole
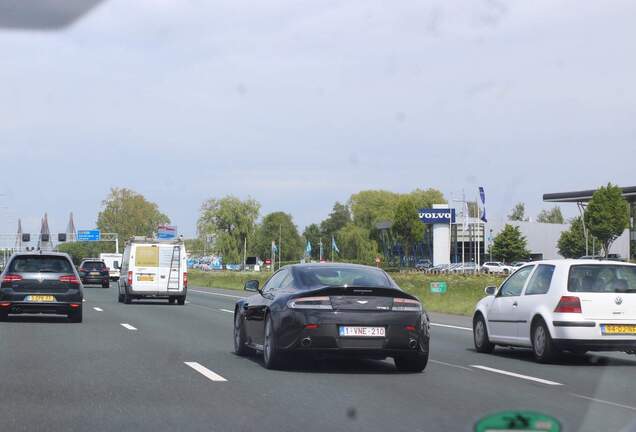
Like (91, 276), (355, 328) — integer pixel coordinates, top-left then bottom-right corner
(463, 202), (469, 230)
(305, 240), (312, 256)
(479, 186), (487, 223)
(331, 236), (339, 254)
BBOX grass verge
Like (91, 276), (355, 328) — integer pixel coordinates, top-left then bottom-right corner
(188, 270), (504, 316)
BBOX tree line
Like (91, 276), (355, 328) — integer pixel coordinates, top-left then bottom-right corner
(57, 183), (630, 265)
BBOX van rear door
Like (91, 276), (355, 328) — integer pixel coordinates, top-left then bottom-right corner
(132, 245), (161, 292)
(157, 244), (183, 293)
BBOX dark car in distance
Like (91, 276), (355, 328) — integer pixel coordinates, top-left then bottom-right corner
(78, 259), (110, 288)
(233, 263), (430, 371)
(0, 252), (84, 322)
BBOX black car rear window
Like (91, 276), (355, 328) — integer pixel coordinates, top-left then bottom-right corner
(8, 256), (74, 274)
(568, 265), (636, 293)
(81, 261), (107, 271)
(295, 266), (393, 290)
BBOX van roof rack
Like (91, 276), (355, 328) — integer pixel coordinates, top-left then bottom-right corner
(126, 236), (184, 245)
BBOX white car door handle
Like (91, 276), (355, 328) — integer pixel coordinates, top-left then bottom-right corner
(512, 301), (519, 307)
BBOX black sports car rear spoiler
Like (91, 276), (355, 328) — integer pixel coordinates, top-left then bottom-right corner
(301, 285), (419, 301)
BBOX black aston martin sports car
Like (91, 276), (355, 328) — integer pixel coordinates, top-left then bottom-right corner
(233, 263), (430, 371)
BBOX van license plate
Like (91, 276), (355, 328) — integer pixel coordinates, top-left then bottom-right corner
(26, 295), (55, 302)
(137, 275), (154, 282)
(339, 326), (385, 337)
(602, 324), (636, 335)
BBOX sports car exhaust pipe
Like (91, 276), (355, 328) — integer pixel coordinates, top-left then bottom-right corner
(408, 339), (418, 350)
(301, 337), (312, 347)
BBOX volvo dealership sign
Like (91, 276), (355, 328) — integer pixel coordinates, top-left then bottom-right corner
(418, 208), (456, 224)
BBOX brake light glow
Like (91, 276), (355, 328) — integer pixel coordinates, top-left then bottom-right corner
(554, 296), (582, 314)
(304, 324), (320, 329)
(2, 274), (22, 283)
(392, 298), (422, 312)
(69, 303), (80, 309)
(127, 271), (133, 286)
(0, 302), (11, 308)
(405, 325), (417, 331)
(183, 272), (188, 289)
(287, 296), (333, 310)
(58, 275), (80, 285)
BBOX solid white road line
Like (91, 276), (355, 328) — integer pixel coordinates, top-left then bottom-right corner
(430, 359), (473, 372)
(120, 323), (137, 331)
(220, 309), (234, 314)
(570, 393), (636, 412)
(93, 307), (103, 312)
(471, 365), (563, 386)
(184, 362), (227, 382)
(190, 289), (244, 299)
(430, 322), (471, 332)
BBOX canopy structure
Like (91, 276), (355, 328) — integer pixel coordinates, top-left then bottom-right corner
(543, 186), (635, 259)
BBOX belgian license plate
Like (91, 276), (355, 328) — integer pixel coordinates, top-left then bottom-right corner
(25, 295), (56, 303)
(339, 326), (385, 337)
(90, 272), (100, 276)
(138, 275), (154, 282)
(602, 324), (636, 335)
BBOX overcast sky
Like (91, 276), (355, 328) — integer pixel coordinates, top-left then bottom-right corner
(0, 0), (634, 243)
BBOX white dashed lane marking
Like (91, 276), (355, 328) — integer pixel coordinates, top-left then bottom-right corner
(184, 362), (227, 382)
(471, 365), (563, 386)
(120, 323), (137, 331)
(93, 307), (103, 312)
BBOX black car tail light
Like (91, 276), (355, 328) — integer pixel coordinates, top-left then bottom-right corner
(287, 296), (333, 310)
(2, 274), (23, 283)
(392, 298), (422, 312)
(59, 275), (81, 285)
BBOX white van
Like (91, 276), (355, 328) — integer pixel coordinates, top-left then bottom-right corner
(118, 238), (188, 305)
(99, 253), (123, 281)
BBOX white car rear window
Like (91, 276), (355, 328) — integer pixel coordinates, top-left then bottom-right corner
(568, 265), (636, 293)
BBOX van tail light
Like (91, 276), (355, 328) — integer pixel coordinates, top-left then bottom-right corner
(554, 296), (582, 313)
(127, 271), (133, 286)
(183, 272), (188, 288)
(2, 274), (23, 283)
(59, 275), (80, 285)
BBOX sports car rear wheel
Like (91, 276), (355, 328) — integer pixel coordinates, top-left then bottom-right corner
(263, 314), (285, 369)
(234, 312), (253, 356)
(394, 339), (429, 372)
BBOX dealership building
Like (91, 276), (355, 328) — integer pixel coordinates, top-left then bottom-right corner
(418, 185), (634, 265)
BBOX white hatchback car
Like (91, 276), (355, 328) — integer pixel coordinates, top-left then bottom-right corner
(473, 260), (636, 362)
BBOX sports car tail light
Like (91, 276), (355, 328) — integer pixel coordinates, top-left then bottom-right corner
(2, 274), (22, 283)
(287, 296), (333, 310)
(392, 298), (422, 312)
(0, 302), (11, 308)
(405, 325), (417, 331)
(58, 275), (80, 285)
(554, 296), (582, 313)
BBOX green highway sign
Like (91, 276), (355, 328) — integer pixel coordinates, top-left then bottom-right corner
(475, 411), (561, 432)
(430, 281), (447, 294)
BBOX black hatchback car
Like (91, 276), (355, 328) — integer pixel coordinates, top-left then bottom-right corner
(78, 259), (110, 288)
(234, 263), (430, 371)
(0, 252), (84, 322)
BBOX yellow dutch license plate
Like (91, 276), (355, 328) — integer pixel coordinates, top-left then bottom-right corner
(138, 275), (154, 282)
(602, 324), (636, 335)
(26, 295), (56, 302)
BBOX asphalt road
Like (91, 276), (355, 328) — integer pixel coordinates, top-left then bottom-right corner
(1, 283), (635, 432)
